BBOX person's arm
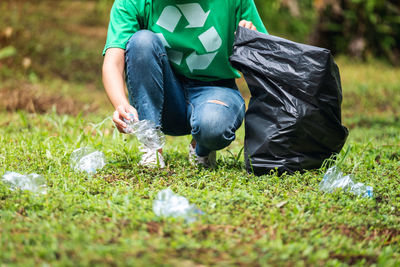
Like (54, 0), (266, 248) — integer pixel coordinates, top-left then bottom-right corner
(102, 48), (138, 133)
(102, 0), (141, 132)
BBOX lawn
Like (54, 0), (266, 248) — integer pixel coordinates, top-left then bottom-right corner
(1, 60), (399, 266)
(1, 1), (400, 266)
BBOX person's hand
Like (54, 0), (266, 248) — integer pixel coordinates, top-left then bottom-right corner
(239, 20), (257, 31)
(113, 104), (139, 133)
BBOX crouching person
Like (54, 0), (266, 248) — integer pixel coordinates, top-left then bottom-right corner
(102, 0), (267, 168)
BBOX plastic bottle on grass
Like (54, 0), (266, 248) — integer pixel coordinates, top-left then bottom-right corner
(1, 172), (47, 194)
(124, 115), (165, 150)
(153, 188), (203, 223)
(320, 166), (373, 198)
(70, 147), (106, 174)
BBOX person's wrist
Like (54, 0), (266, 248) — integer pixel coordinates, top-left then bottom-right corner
(114, 101), (130, 110)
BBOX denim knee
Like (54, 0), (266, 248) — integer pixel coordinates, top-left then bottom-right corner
(125, 30), (164, 62)
(191, 110), (236, 151)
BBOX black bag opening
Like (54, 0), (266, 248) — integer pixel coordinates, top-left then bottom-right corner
(229, 27), (349, 175)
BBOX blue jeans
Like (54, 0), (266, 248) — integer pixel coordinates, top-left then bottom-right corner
(125, 30), (245, 157)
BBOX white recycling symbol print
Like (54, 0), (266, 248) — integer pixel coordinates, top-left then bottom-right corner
(155, 3), (222, 73)
(156, 6), (182, 33)
(177, 3), (210, 28)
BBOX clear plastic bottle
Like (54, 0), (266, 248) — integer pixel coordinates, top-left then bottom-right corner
(2, 171), (47, 194)
(124, 117), (165, 150)
(153, 188), (203, 222)
(70, 147), (106, 174)
(320, 166), (373, 197)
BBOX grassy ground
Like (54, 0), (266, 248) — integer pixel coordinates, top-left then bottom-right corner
(2, 59), (400, 266)
(1, 1), (400, 266)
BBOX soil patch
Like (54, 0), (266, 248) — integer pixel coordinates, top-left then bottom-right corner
(0, 83), (97, 115)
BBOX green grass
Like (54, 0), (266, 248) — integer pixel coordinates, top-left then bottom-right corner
(1, 60), (400, 265)
(1, 1), (400, 266)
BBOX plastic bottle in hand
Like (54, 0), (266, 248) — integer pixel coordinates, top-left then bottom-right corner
(123, 115), (165, 150)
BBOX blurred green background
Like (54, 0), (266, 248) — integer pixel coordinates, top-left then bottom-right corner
(0, 0), (399, 114)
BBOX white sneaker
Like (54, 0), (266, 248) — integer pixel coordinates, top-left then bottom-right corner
(139, 146), (165, 168)
(189, 139), (216, 168)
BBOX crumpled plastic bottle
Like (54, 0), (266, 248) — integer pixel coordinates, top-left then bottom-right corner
(153, 188), (203, 223)
(70, 147), (106, 174)
(1, 171), (47, 194)
(124, 116), (165, 150)
(320, 166), (373, 197)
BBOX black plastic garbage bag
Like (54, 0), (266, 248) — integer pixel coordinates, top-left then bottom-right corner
(229, 27), (349, 175)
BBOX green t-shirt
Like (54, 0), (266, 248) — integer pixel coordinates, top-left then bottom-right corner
(103, 0), (267, 81)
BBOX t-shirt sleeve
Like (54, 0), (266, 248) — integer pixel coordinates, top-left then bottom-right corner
(239, 0), (268, 34)
(103, 0), (141, 55)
